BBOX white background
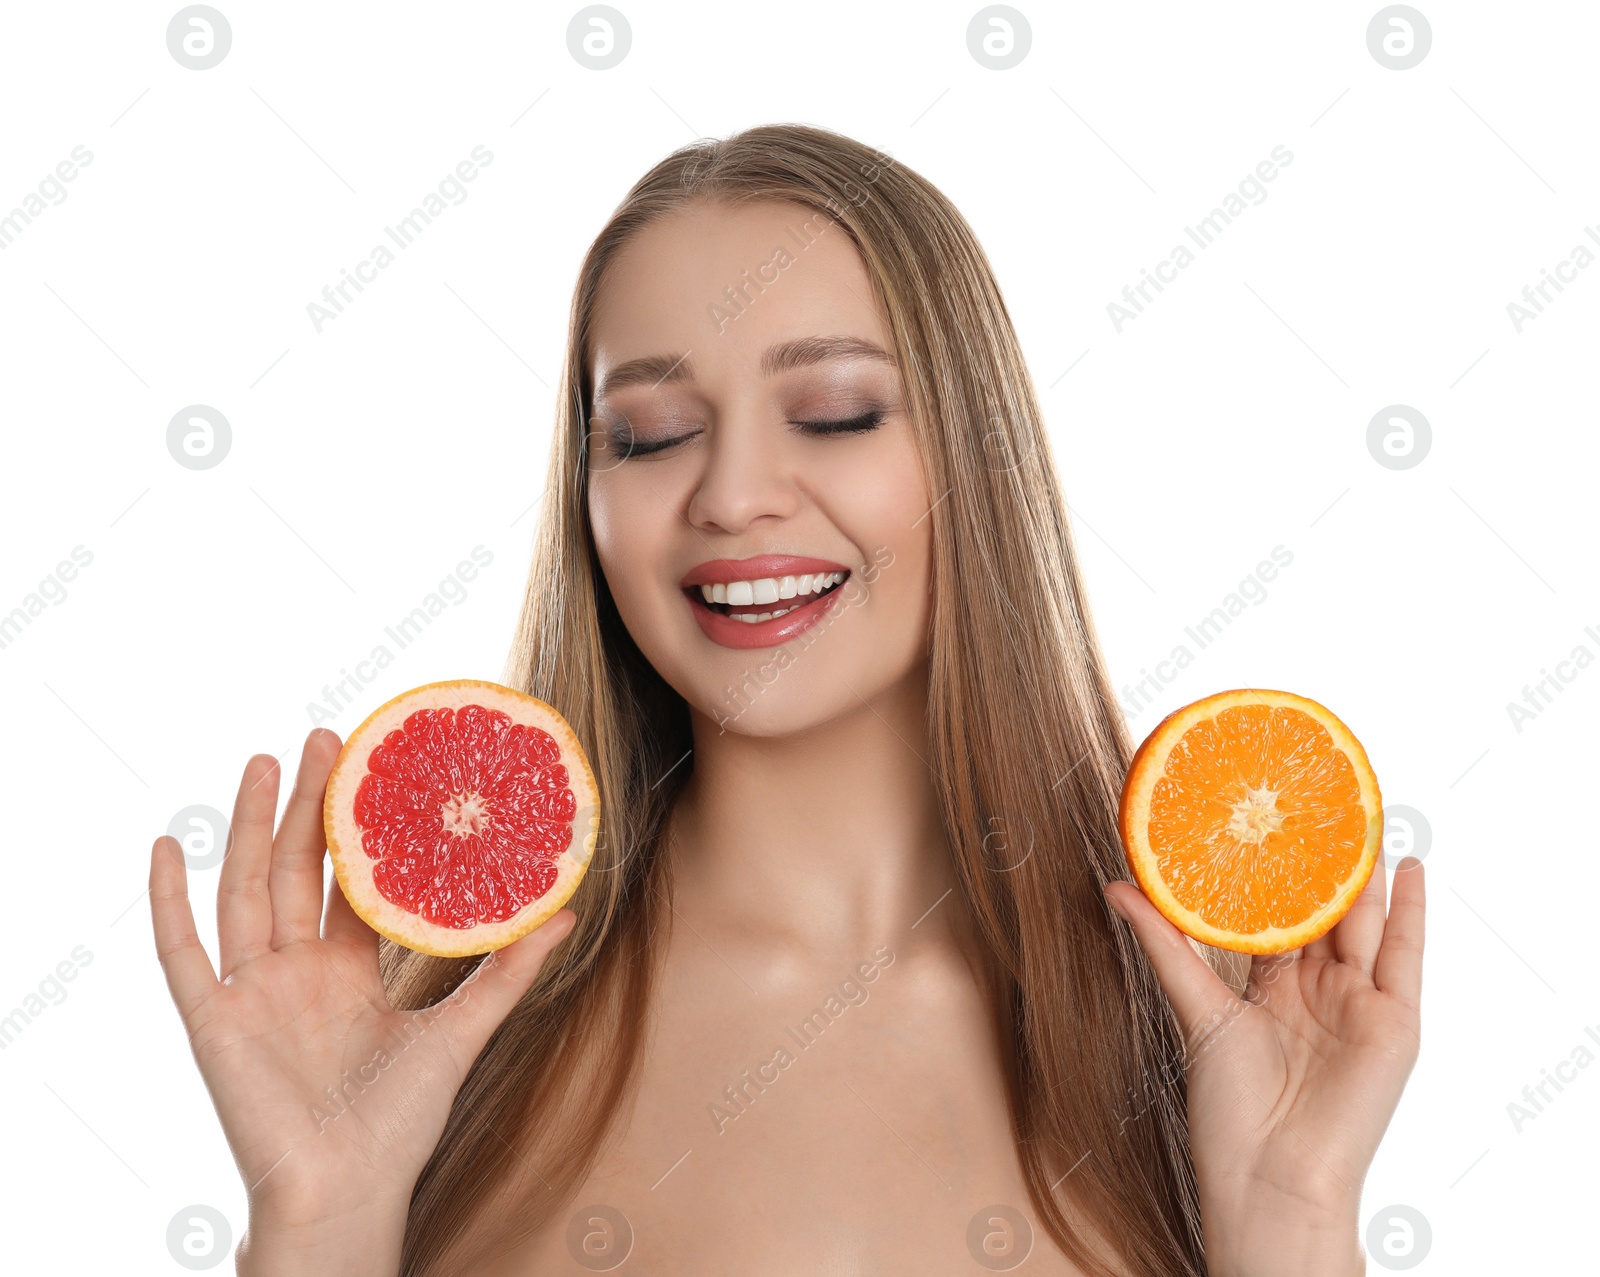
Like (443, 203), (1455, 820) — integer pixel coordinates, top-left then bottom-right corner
(2, 1), (1594, 1272)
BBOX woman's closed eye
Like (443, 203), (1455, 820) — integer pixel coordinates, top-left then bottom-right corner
(607, 407), (886, 459)
(792, 407), (885, 438)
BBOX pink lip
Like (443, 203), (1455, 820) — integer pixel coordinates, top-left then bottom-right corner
(679, 555), (850, 588)
(679, 555), (855, 650)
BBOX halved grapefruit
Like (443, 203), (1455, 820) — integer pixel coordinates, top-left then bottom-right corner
(1118, 689), (1383, 955)
(323, 680), (600, 957)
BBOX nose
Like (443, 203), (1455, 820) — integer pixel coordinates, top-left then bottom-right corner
(684, 407), (801, 535)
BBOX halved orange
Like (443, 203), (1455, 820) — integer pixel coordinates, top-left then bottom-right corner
(1118, 689), (1383, 955)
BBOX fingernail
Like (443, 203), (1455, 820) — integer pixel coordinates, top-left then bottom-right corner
(1104, 889), (1130, 921)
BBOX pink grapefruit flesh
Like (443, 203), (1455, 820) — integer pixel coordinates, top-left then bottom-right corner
(323, 679), (600, 957)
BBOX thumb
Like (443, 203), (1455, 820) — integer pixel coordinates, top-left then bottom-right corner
(1104, 881), (1234, 1043)
(433, 909), (577, 1064)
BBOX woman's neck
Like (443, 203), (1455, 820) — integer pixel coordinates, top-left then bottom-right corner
(665, 667), (959, 964)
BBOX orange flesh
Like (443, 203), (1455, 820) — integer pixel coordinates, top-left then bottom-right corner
(1146, 704), (1366, 934)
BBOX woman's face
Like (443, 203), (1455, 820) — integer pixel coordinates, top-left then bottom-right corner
(586, 197), (934, 737)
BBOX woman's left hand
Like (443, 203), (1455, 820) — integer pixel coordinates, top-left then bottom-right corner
(1104, 855), (1426, 1277)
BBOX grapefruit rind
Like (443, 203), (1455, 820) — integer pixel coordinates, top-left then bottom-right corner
(1117, 688), (1383, 956)
(323, 679), (600, 958)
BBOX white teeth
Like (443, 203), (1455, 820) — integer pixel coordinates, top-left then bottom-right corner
(696, 570), (845, 616)
(786, 571), (840, 595)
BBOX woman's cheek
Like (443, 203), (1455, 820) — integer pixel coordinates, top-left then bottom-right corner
(589, 514), (649, 634)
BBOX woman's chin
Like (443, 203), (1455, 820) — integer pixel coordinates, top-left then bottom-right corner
(689, 690), (844, 739)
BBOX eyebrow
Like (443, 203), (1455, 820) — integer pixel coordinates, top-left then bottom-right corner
(594, 334), (896, 400)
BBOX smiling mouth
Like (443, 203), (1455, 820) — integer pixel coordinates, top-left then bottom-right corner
(685, 570), (849, 624)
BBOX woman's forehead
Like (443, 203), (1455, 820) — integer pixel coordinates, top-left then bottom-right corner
(589, 199), (888, 382)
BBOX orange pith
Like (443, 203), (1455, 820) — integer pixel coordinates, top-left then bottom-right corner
(1118, 689), (1383, 955)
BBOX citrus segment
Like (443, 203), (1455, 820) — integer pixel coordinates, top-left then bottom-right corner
(1118, 689), (1382, 954)
(324, 680), (600, 957)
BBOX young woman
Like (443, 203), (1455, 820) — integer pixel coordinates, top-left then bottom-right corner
(150, 124), (1425, 1276)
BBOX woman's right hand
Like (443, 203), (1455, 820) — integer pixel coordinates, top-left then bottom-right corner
(149, 728), (576, 1264)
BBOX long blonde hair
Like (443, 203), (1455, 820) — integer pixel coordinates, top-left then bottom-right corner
(384, 122), (1241, 1276)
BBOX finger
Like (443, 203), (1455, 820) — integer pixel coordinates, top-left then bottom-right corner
(1374, 858), (1426, 1009)
(435, 910), (578, 1068)
(149, 836), (220, 1020)
(217, 753), (281, 977)
(1332, 854), (1389, 976)
(322, 860), (378, 954)
(1104, 883), (1232, 1041)
(269, 729), (343, 949)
